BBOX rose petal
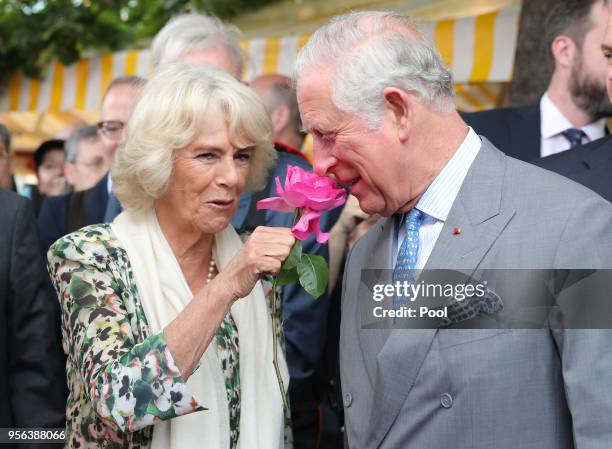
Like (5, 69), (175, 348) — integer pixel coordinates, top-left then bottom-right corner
(256, 197), (295, 212)
(274, 177), (284, 195)
(290, 208), (330, 243)
(292, 208), (320, 233)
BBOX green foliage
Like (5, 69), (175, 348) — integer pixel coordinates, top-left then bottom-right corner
(0, 0), (281, 85)
(296, 253), (328, 300)
(275, 239), (329, 298)
(275, 240), (302, 287)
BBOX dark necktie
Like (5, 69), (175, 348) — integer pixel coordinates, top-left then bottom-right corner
(104, 191), (122, 222)
(561, 128), (587, 149)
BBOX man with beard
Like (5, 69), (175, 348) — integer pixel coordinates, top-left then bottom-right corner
(535, 0), (612, 202)
(464, 0), (611, 162)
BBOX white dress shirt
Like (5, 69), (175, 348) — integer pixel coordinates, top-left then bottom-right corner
(540, 93), (606, 158)
(106, 173), (113, 194)
(394, 127), (481, 270)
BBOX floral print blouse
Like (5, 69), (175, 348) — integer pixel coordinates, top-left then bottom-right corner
(47, 224), (247, 449)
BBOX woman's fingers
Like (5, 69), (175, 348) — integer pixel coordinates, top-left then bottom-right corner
(248, 227), (295, 261)
(216, 227), (296, 301)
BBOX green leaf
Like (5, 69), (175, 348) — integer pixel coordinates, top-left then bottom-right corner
(276, 267), (299, 287)
(297, 254), (329, 299)
(282, 240), (302, 270)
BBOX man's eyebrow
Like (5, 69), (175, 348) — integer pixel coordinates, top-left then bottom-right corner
(602, 43), (612, 52)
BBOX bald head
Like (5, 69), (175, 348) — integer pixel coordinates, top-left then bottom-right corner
(250, 74), (304, 148)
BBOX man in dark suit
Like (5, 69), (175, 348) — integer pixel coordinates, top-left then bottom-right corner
(0, 189), (67, 447)
(38, 76), (144, 253)
(537, 135), (612, 202)
(463, 0), (611, 161)
(536, 4), (612, 202)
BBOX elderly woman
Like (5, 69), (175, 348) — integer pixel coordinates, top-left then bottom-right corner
(47, 63), (294, 449)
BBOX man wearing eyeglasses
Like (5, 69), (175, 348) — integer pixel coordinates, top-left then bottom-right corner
(38, 76), (144, 254)
(64, 125), (110, 192)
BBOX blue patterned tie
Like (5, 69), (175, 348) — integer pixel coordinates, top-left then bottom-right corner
(561, 128), (586, 149)
(393, 208), (424, 308)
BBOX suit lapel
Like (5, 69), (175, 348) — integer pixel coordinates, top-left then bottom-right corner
(582, 136), (612, 170)
(509, 104), (541, 162)
(84, 173), (110, 224)
(367, 138), (516, 449)
(356, 218), (397, 374)
(578, 136), (612, 199)
(427, 138), (515, 270)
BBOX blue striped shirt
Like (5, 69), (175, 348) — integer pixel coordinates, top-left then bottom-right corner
(394, 128), (481, 269)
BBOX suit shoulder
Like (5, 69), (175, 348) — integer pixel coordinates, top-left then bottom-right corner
(345, 219), (387, 265)
(536, 135), (612, 171)
(463, 104), (535, 125)
(505, 155), (612, 208)
(0, 188), (30, 217)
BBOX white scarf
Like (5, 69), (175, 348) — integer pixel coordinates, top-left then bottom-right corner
(111, 209), (288, 449)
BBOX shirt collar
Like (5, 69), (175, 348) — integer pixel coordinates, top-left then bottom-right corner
(415, 127), (481, 223)
(540, 92), (606, 141)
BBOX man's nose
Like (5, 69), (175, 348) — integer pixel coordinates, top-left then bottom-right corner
(313, 147), (336, 176)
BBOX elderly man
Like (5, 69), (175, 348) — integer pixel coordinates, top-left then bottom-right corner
(151, 13), (243, 78)
(38, 76), (144, 253)
(250, 74), (309, 156)
(464, 0), (611, 161)
(536, 0), (612, 202)
(63, 125), (109, 192)
(152, 14), (341, 447)
(296, 11), (612, 449)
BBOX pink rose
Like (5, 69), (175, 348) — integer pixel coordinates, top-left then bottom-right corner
(256, 165), (347, 243)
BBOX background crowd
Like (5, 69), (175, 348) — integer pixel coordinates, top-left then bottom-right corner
(1, 0), (611, 448)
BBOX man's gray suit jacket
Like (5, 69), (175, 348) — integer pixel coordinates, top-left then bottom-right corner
(340, 138), (612, 449)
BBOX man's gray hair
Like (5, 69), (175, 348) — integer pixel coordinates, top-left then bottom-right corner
(151, 13), (243, 72)
(64, 125), (100, 163)
(268, 81), (304, 140)
(0, 123), (10, 154)
(295, 11), (455, 127)
(103, 75), (146, 101)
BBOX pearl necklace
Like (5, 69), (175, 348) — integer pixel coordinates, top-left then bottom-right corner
(206, 258), (216, 284)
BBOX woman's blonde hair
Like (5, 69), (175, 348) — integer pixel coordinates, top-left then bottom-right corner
(112, 63), (276, 214)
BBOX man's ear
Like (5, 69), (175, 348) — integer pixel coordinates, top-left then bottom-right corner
(270, 105), (290, 136)
(551, 35), (576, 70)
(383, 87), (412, 142)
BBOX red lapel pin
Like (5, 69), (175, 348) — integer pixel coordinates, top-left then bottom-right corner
(452, 227), (461, 235)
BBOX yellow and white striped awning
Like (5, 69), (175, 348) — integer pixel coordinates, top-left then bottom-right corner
(0, 4), (519, 114)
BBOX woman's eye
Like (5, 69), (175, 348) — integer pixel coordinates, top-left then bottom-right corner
(235, 153), (251, 162)
(197, 153), (216, 160)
